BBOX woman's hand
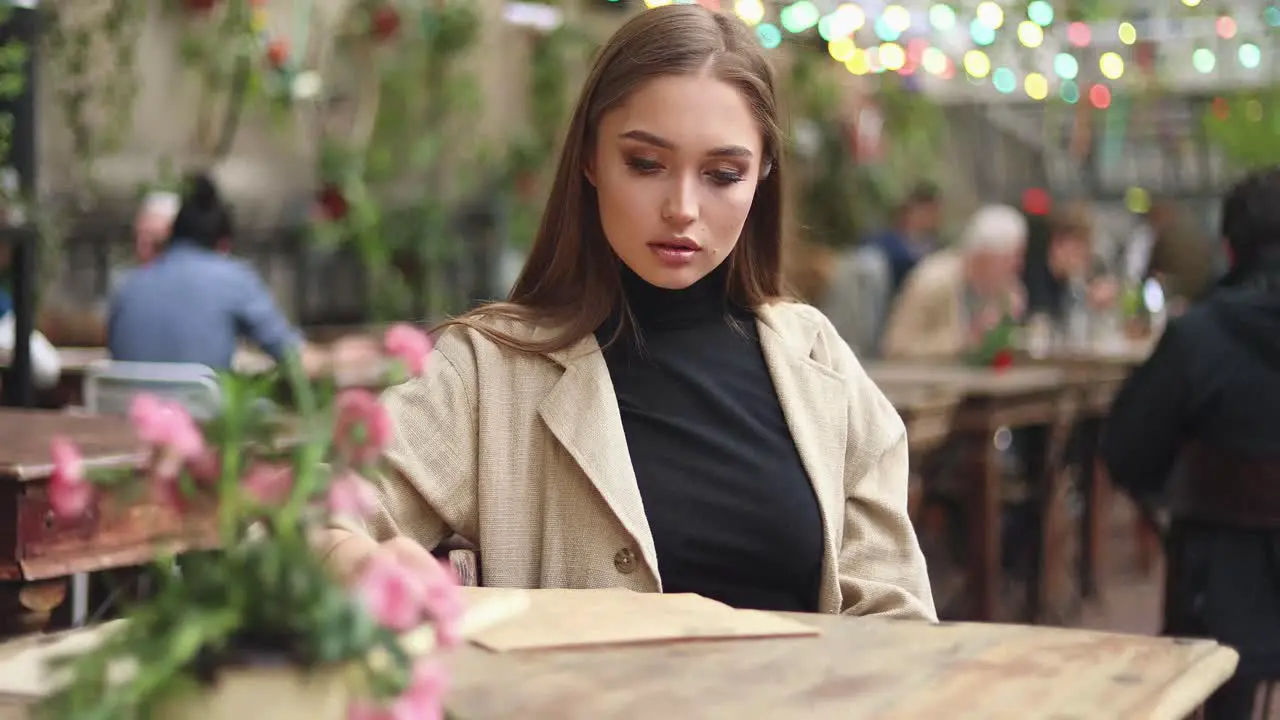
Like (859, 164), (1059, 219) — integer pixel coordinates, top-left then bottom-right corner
(321, 530), (450, 587)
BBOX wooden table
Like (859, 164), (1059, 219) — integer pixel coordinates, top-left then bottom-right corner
(882, 386), (960, 456)
(1017, 347), (1153, 603)
(0, 409), (213, 636)
(867, 363), (1074, 623)
(446, 615), (1236, 719)
(0, 613), (1240, 719)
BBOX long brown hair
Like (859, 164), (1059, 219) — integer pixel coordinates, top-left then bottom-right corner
(441, 4), (787, 354)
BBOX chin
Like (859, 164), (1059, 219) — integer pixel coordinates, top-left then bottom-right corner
(632, 264), (710, 290)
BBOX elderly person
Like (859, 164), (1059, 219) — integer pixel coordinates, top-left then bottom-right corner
(881, 204), (1027, 360)
(108, 190), (181, 296)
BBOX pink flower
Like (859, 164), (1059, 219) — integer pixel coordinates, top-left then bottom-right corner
(186, 449), (222, 486)
(353, 553), (425, 632)
(241, 463), (294, 506)
(346, 661), (449, 720)
(333, 390), (393, 464)
(383, 324), (432, 376)
(391, 660), (449, 720)
(129, 394), (205, 460)
(48, 436), (94, 519)
(421, 564), (465, 650)
(326, 471), (379, 519)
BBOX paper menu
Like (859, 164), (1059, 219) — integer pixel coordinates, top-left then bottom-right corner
(459, 588), (821, 652)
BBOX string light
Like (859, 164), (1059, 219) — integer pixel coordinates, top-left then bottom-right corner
(1024, 72), (1048, 100)
(1192, 47), (1216, 73)
(963, 49), (991, 77)
(1017, 20), (1044, 47)
(929, 3), (956, 31)
(975, 1), (1004, 28)
(1240, 42), (1262, 68)
(1216, 16), (1237, 39)
(1089, 83), (1112, 109)
(1053, 53), (1079, 79)
(828, 36), (856, 62)
(1026, 1), (1054, 27)
(1117, 22), (1137, 45)
(882, 5), (911, 33)
(1067, 22), (1091, 47)
(755, 22), (781, 47)
(970, 18), (996, 45)
(992, 67), (1017, 93)
(845, 49), (871, 75)
(734, 0), (765, 25)
(1060, 79), (1080, 104)
(779, 1), (820, 33)
(922, 46), (949, 75)
(1099, 52), (1124, 79)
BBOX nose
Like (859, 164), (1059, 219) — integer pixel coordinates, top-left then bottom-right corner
(662, 174), (698, 227)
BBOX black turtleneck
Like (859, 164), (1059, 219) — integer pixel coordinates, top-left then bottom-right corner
(594, 262), (824, 612)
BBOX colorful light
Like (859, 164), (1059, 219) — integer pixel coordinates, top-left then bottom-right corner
(1060, 79), (1080, 104)
(1024, 72), (1048, 100)
(1089, 83), (1111, 109)
(1182, 0), (1201, 5)
(1023, 188), (1051, 215)
(779, 1), (820, 33)
(1099, 52), (1124, 79)
(1117, 22), (1136, 45)
(883, 4), (911, 33)
(922, 46), (948, 75)
(879, 42), (906, 70)
(1067, 22), (1091, 47)
(822, 3), (866, 38)
(845, 49), (871, 74)
(929, 3), (956, 31)
(969, 18), (996, 45)
(1267, 6), (1280, 27)
(1216, 16), (1237, 39)
(1053, 53), (1079, 79)
(1017, 20), (1044, 47)
(756, 22), (782, 48)
(734, 0), (766, 25)
(963, 49), (991, 77)
(975, 1), (1003, 28)
(874, 15), (901, 42)
(1125, 187), (1151, 214)
(992, 67), (1016, 93)
(1027, 0), (1054, 26)
(1192, 48), (1216, 73)
(828, 36), (856, 62)
(1240, 43), (1262, 68)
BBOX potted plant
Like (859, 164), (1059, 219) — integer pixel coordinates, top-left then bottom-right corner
(34, 324), (462, 720)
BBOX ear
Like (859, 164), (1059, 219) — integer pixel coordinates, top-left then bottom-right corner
(584, 155), (598, 187)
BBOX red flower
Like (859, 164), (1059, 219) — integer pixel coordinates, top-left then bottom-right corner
(241, 463), (295, 506)
(315, 185), (349, 222)
(370, 5), (402, 41)
(266, 39), (289, 69)
(991, 349), (1014, 372)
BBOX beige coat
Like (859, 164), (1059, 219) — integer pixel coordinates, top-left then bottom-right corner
(354, 301), (936, 620)
(880, 250), (969, 360)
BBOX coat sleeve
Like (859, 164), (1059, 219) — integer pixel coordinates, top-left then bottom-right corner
(825, 316), (938, 619)
(880, 262), (960, 360)
(1100, 322), (1192, 506)
(342, 328), (480, 550)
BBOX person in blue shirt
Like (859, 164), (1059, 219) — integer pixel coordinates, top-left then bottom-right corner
(867, 182), (943, 297)
(108, 173), (311, 372)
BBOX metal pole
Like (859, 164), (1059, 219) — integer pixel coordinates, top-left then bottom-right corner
(1, 5), (38, 408)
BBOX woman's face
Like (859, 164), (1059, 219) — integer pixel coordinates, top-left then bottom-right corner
(588, 72), (765, 290)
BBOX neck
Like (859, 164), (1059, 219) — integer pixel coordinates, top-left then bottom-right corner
(616, 260), (738, 332)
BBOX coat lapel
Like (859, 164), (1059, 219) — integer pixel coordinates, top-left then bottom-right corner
(538, 336), (661, 588)
(757, 305), (849, 612)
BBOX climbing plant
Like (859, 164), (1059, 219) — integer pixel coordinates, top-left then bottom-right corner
(502, 22), (593, 248)
(307, 0), (488, 320)
(1204, 91), (1280, 170)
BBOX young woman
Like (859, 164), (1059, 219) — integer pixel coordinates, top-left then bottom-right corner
(323, 5), (934, 619)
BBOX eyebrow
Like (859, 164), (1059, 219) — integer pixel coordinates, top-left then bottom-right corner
(618, 129), (754, 159)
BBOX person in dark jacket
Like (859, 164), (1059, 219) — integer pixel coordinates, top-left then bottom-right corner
(1101, 168), (1280, 719)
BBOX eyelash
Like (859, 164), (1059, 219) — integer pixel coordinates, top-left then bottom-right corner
(623, 157), (745, 187)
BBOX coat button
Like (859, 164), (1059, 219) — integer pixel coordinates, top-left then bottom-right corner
(613, 547), (637, 574)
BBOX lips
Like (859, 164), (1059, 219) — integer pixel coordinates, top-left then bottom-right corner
(648, 237), (701, 252)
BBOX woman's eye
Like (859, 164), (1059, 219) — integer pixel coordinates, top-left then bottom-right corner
(708, 168), (745, 186)
(625, 157), (662, 174)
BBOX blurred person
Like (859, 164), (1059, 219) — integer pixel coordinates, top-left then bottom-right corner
(1022, 203), (1118, 323)
(1143, 199), (1215, 307)
(867, 182), (943, 297)
(108, 173), (328, 374)
(880, 204), (1027, 360)
(1102, 168), (1280, 719)
(321, 5), (935, 620)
